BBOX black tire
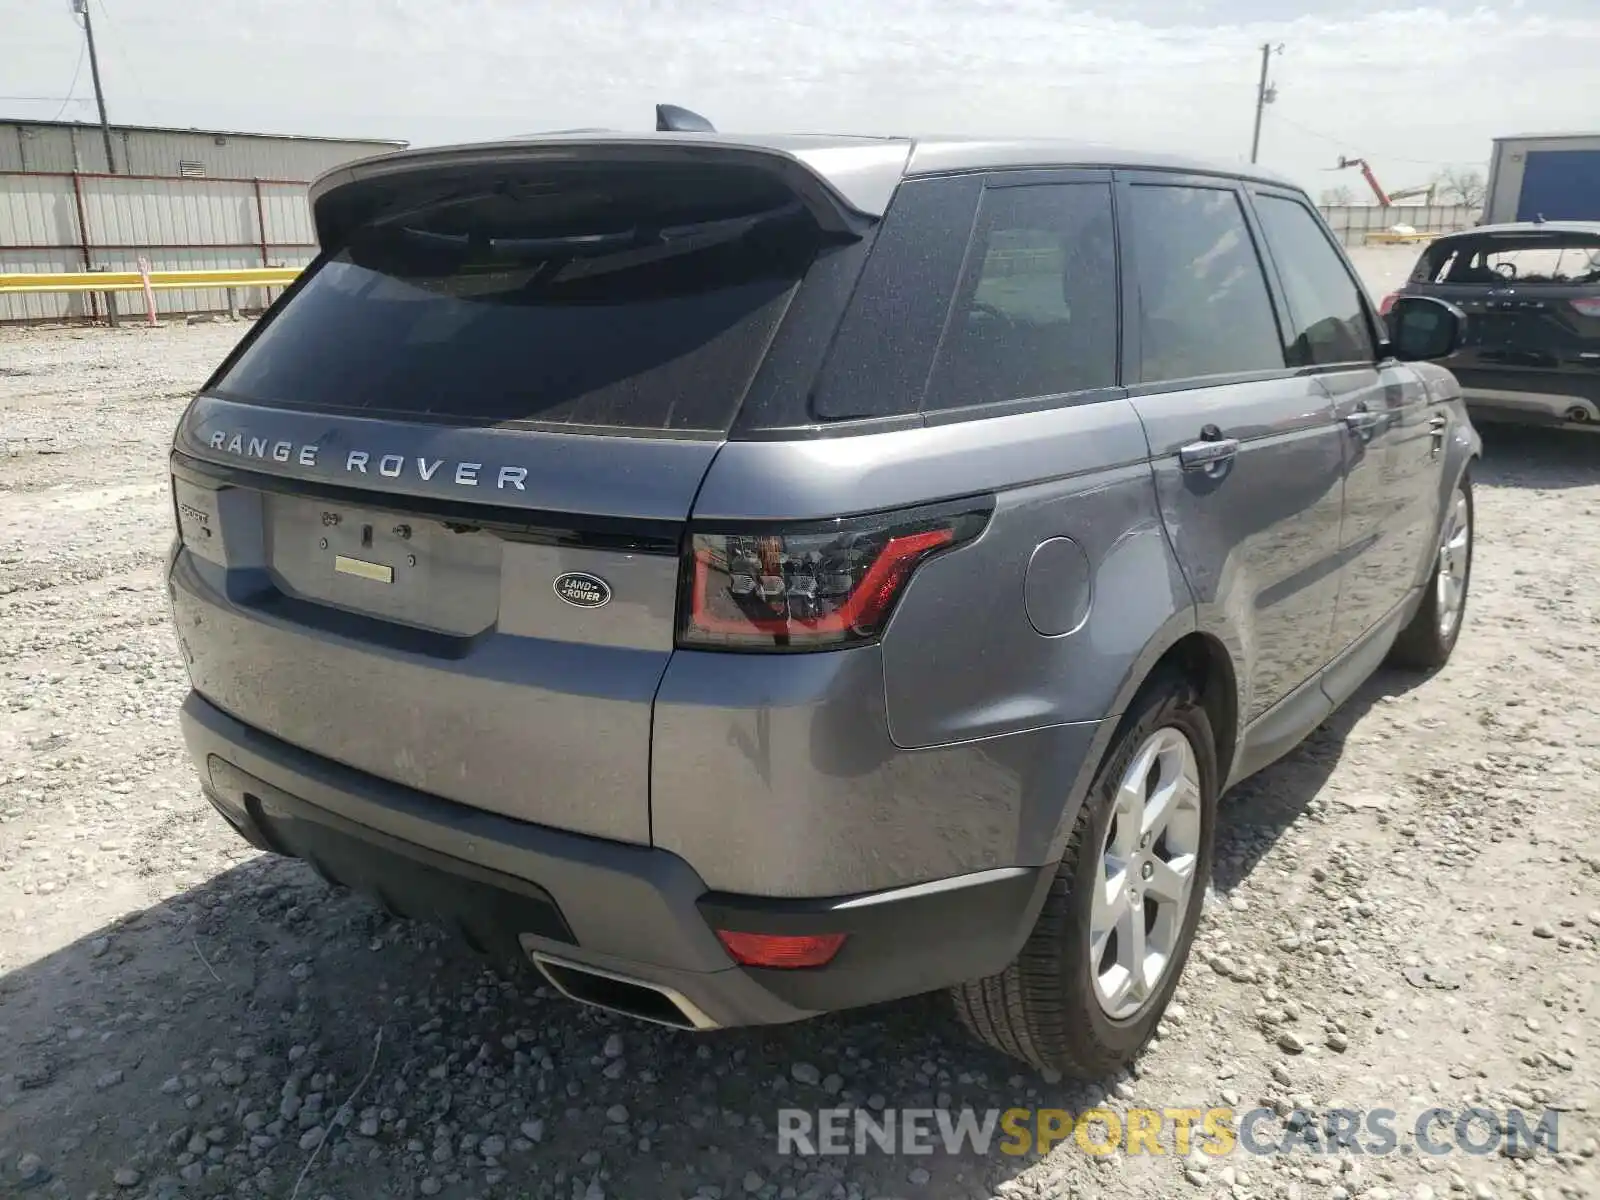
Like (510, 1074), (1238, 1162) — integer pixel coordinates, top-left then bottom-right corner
(950, 675), (1218, 1077)
(1387, 472), (1473, 670)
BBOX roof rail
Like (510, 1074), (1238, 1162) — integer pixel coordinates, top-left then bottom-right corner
(655, 104), (715, 133)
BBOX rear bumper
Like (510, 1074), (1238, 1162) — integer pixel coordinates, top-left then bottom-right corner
(1451, 369), (1600, 425)
(181, 691), (1054, 1027)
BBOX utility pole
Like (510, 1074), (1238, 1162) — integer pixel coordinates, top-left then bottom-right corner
(1249, 42), (1282, 165)
(74, 0), (117, 174)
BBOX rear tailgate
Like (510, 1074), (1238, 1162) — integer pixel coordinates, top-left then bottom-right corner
(168, 141), (892, 843)
(1404, 229), (1600, 383)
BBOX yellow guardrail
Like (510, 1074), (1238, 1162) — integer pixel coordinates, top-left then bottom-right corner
(1364, 231), (1439, 246)
(0, 266), (302, 294)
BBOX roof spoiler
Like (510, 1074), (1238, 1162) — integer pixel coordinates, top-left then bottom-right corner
(308, 138), (901, 252)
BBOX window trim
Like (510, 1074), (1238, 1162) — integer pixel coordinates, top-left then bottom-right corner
(919, 171), (1122, 416)
(1113, 171), (1295, 392)
(1244, 184), (1385, 370)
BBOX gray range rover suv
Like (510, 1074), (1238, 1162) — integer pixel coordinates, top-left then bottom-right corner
(167, 124), (1480, 1076)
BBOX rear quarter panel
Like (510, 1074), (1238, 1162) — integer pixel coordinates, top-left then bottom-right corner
(654, 398), (1201, 895)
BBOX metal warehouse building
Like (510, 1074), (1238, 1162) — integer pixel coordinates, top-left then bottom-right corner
(1, 119), (405, 322)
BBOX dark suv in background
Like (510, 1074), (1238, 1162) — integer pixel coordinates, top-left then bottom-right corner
(167, 123), (1478, 1077)
(1383, 220), (1600, 430)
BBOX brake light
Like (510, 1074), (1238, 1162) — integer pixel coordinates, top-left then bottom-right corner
(716, 930), (847, 969)
(679, 500), (990, 651)
(1571, 298), (1600, 318)
(1379, 292), (1399, 316)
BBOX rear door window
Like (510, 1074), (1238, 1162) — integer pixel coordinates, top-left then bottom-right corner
(924, 183), (1118, 411)
(212, 166), (823, 434)
(1252, 194), (1376, 367)
(1126, 185), (1286, 384)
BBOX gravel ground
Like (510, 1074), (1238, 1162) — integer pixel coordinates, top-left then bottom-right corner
(2, 287), (1597, 1200)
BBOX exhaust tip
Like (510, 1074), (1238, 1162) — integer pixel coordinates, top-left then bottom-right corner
(530, 953), (719, 1032)
(1564, 406), (1592, 423)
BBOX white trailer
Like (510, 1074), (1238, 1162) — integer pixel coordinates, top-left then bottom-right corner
(1484, 133), (1600, 225)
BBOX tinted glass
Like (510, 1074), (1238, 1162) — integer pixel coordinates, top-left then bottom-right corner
(924, 183), (1117, 410)
(810, 175), (983, 421)
(1128, 186), (1284, 383)
(213, 168), (820, 433)
(1254, 195), (1376, 366)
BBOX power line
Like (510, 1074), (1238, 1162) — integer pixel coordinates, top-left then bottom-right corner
(51, 39), (90, 122)
(1266, 111), (1480, 169)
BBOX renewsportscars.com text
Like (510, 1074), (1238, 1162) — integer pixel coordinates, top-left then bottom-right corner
(776, 1107), (1561, 1158)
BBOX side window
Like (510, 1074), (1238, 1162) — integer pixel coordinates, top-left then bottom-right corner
(1127, 185), (1285, 384)
(810, 175), (982, 422)
(1253, 194), (1376, 366)
(924, 183), (1117, 411)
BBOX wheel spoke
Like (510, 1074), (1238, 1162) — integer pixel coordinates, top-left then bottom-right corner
(1142, 769), (1197, 841)
(1117, 893), (1147, 1002)
(1091, 861), (1130, 962)
(1144, 854), (1192, 904)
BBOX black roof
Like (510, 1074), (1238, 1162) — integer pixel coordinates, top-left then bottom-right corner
(1436, 220), (1600, 240)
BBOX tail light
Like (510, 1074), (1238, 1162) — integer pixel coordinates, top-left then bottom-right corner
(1378, 292), (1399, 316)
(1570, 298), (1600, 318)
(716, 930), (846, 969)
(678, 499), (991, 651)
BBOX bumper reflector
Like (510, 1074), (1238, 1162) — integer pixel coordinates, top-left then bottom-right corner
(715, 930), (846, 969)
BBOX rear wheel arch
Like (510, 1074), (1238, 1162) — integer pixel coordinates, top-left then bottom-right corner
(1106, 629), (1241, 788)
(1042, 626), (1241, 868)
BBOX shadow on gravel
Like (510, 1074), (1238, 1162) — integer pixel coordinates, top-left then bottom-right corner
(1211, 664), (1433, 896)
(0, 851), (1098, 1199)
(0, 669), (1447, 1200)
(1473, 423), (1600, 491)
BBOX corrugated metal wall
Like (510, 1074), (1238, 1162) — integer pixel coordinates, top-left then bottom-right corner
(1, 172), (319, 321)
(1, 121), (399, 181)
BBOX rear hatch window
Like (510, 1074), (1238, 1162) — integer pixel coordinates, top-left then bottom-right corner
(212, 164), (825, 434)
(1412, 232), (1600, 287)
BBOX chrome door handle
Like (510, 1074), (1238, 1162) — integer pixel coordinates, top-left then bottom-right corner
(1178, 437), (1240, 472)
(1345, 411), (1382, 433)
(1429, 415), (1448, 430)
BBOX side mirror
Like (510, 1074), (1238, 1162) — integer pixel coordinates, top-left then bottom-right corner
(1384, 295), (1466, 362)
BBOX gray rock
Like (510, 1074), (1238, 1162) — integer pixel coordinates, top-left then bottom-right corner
(603, 1033), (624, 1058)
(743, 1171), (765, 1193)
(520, 1119), (545, 1143)
(17, 1154), (46, 1183)
(1277, 1032), (1305, 1054)
(791, 1063), (822, 1086)
(419, 1178), (441, 1196)
(480, 1135), (506, 1158)
(112, 1167), (141, 1188)
(95, 1069), (124, 1090)
(1532, 924), (1556, 939)
(605, 1104), (629, 1125)
(1327, 1032), (1350, 1053)
(822, 1074), (844, 1096)
(908, 1167), (931, 1186)
(298, 1127), (325, 1151)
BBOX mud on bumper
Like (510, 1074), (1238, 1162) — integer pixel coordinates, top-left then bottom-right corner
(181, 691), (1052, 1029)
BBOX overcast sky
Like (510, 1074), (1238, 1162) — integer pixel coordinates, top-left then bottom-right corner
(4, 0), (1598, 195)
